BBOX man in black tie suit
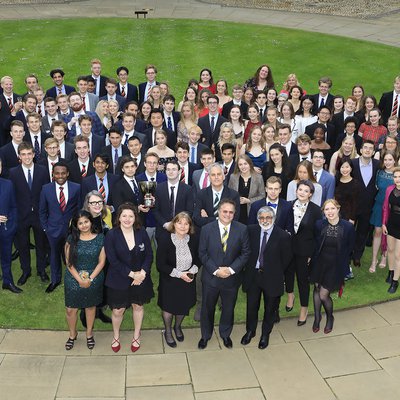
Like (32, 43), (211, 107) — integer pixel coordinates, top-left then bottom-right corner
(310, 77), (334, 114)
(116, 66), (139, 103)
(102, 127), (129, 174)
(162, 95), (180, 134)
(241, 206), (292, 349)
(222, 84), (248, 119)
(198, 199), (250, 350)
(9, 142), (50, 285)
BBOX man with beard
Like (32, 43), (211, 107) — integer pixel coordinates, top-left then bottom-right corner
(241, 206), (292, 349)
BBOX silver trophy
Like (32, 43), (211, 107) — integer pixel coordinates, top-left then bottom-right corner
(139, 181), (157, 208)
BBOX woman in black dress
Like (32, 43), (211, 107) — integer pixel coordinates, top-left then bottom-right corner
(310, 200), (355, 334)
(382, 167), (400, 293)
(105, 203), (154, 353)
(156, 212), (199, 347)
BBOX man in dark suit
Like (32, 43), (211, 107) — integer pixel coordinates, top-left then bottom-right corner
(222, 84), (248, 119)
(102, 126), (129, 174)
(81, 153), (119, 206)
(254, 90), (268, 123)
(278, 124), (298, 157)
(331, 96), (358, 139)
(248, 176), (294, 233)
(99, 78), (126, 111)
(67, 135), (95, 184)
(351, 140), (379, 266)
(41, 97), (63, 135)
(78, 114), (105, 156)
(121, 112), (149, 152)
(198, 198), (250, 349)
(310, 77), (334, 114)
(220, 143), (236, 185)
(175, 141), (199, 186)
(0, 157), (21, 293)
(5, 93), (37, 137)
(192, 148), (215, 195)
(63, 92), (103, 139)
(312, 150), (335, 204)
(136, 152), (167, 244)
(115, 135), (146, 176)
(305, 106), (336, 149)
(0, 120), (24, 178)
(144, 109), (176, 149)
(197, 95), (228, 147)
(50, 120), (75, 161)
(289, 134), (312, 170)
(153, 159), (194, 238)
(45, 69), (75, 98)
(334, 116), (363, 153)
(193, 163), (240, 228)
(39, 161), (81, 292)
(77, 76), (99, 112)
(379, 75), (400, 125)
(0, 76), (20, 146)
(38, 137), (66, 181)
(24, 112), (49, 161)
(241, 206), (292, 349)
(9, 142), (50, 286)
(108, 155), (148, 219)
(138, 64), (159, 104)
(90, 58), (108, 98)
(162, 95), (180, 134)
(188, 125), (208, 166)
(116, 66), (138, 102)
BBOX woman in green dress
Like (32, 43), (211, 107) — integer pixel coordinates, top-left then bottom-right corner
(64, 210), (106, 351)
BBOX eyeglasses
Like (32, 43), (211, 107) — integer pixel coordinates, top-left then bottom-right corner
(258, 216), (273, 220)
(89, 201), (103, 206)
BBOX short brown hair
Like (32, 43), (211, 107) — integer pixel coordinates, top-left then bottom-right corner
(114, 203), (142, 229)
(167, 212), (195, 235)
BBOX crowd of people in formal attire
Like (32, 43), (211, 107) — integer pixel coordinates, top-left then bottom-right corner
(0, 60), (399, 352)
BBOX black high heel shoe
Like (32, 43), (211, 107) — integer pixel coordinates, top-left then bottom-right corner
(286, 296), (295, 312)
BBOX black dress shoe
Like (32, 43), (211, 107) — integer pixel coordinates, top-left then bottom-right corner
(174, 326), (184, 342)
(240, 331), (255, 345)
(38, 272), (50, 282)
(97, 309), (112, 323)
(222, 336), (233, 349)
(17, 273), (31, 286)
(297, 319), (307, 326)
(274, 311), (281, 324)
(2, 283), (23, 293)
(198, 338), (208, 350)
(258, 335), (269, 350)
(163, 331), (177, 348)
(45, 281), (61, 293)
(11, 249), (19, 261)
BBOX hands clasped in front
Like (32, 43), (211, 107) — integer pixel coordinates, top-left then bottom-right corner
(216, 266), (232, 279)
(129, 269), (146, 286)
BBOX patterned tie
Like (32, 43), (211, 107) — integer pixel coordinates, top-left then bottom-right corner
(121, 86), (126, 98)
(82, 96), (86, 111)
(59, 186), (66, 212)
(221, 226), (229, 253)
(7, 97), (13, 110)
(224, 166), (228, 176)
(114, 148), (119, 173)
(131, 179), (139, 199)
(37, 105), (42, 117)
(98, 177), (105, 199)
(180, 167), (185, 183)
(58, 88), (62, 95)
(392, 95), (399, 117)
(210, 116), (215, 133)
(169, 186), (175, 219)
(167, 116), (173, 131)
(33, 136), (40, 159)
(213, 193), (220, 217)
(124, 134), (129, 146)
(257, 231), (268, 269)
(81, 164), (87, 177)
(202, 171), (209, 189)
(146, 83), (152, 100)
(27, 169), (32, 190)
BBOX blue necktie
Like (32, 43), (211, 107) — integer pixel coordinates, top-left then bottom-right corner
(320, 98), (325, 107)
(190, 146), (196, 163)
(257, 231), (268, 269)
(167, 116), (172, 131)
(27, 169), (32, 190)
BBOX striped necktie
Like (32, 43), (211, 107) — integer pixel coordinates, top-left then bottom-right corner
(221, 226), (229, 253)
(213, 193), (220, 217)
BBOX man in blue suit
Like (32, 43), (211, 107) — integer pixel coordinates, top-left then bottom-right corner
(99, 78), (126, 111)
(0, 158), (21, 293)
(116, 66), (139, 102)
(312, 150), (335, 204)
(9, 142), (50, 286)
(45, 69), (75, 98)
(39, 161), (80, 293)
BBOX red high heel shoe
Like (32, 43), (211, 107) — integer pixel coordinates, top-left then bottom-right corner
(111, 337), (120, 353)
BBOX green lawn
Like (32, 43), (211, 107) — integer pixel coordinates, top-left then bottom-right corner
(0, 18), (399, 330)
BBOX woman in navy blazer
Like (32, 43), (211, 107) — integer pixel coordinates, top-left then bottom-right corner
(104, 203), (154, 353)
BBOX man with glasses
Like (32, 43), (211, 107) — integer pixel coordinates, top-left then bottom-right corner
(241, 206), (292, 349)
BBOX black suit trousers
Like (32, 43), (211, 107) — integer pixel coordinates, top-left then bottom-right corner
(15, 215), (48, 275)
(201, 282), (238, 340)
(285, 255), (310, 307)
(246, 281), (279, 336)
(353, 211), (372, 260)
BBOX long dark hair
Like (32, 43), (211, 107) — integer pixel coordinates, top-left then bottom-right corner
(67, 210), (95, 268)
(266, 143), (291, 178)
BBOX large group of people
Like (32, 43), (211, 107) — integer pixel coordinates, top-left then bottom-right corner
(0, 60), (399, 352)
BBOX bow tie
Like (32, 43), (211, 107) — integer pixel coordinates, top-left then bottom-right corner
(267, 202), (277, 209)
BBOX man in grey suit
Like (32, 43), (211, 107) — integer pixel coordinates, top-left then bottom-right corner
(77, 76), (99, 112)
(198, 198), (250, 350)
(41, 97), (63, 135)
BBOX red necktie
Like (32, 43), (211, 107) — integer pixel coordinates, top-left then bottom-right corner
(81, 164), (87, 177)
(392, 95), (398, 117)
(180, 167), (185, 183)
(7, 97), (13, 111)
(121, 86), (126, 97)
(82, 96), (86, 111)
(58, 88), (62, 95)
(202, 172), (209, 189)
(99, 178), (105, 199)
(59, 186), (66, 212)
(37, 105), (42, 117)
